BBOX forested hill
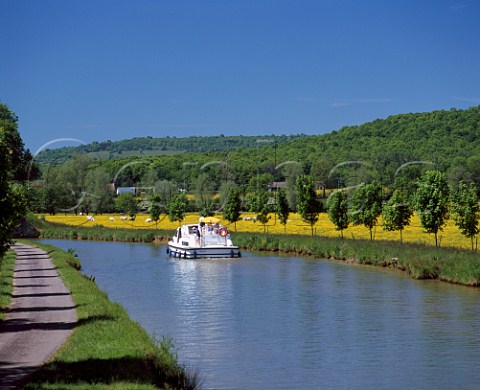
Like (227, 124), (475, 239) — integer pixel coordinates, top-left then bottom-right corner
(271, 105), (480, 179)
(35, 105), (480, 186)
(35, 134), (307, 163)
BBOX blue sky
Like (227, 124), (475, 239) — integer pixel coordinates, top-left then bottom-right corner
(1, 0), (479, 153)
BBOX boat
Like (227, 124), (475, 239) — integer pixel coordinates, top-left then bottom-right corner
(167, 221), (241, 259)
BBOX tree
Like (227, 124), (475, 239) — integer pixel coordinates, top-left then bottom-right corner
(115, 193), (138, 218)
(193, 172), (215, 213)
(167, 193), (188, 224)
(83, 167), (114, 214)
(382, 190), (413, 243)
(295, 175), (322, 236)
(0, 103), (30, 255)
(327, 190), (349, 238)
(148, 194), (164, 228)
(154, 180), (178, 205)
(450, 181), (479, 250)
(414, 170), (449, 247)
(350, 182), (383, 240)
(274, 188), (290, 232)
(223, 187), (242, 229)
(255, 191), (271, 233)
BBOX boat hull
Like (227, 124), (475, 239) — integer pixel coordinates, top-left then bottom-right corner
(167, 242), (241, 259)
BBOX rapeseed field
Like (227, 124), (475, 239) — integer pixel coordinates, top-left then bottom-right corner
(44, 212), (474, 251)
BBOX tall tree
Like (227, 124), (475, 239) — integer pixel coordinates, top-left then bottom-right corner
(0, 103), (29, 255)
(223, 187), (242, 229)
(193, 172), (215, 213)
(148, 194), (164, 228)
(295, 175), (322, 236)
(167, 193), (188, 225)
(382, 190), (413, 243)
(327, 190), (349, 238)
(414, 170), (450, 247)
(255, 191), (271, 233)
(84, 166), (114, 214)
(450, 181), (479, 250)
(350, 182), (383, 240)
(274, 188), (290, 232)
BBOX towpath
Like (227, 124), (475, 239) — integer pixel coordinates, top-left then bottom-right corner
(0, 243), (77, 389)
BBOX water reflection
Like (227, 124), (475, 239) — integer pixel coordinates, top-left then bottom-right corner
(41, 240), (480, 390)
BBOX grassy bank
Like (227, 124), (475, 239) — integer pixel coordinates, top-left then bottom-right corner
(234, 233), (480, 286)
(36, 219), (480, 287)
(19, 241), (199, 390)
(41, 224), (170, 243)
(0, 250), (16, 321)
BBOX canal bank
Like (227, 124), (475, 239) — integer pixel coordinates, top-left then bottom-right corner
(40, 239), (480, 390)
(37, 219), (480, 287)
(0, 241), (198, 389)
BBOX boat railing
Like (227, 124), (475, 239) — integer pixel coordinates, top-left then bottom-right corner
(201, 234), (226, 247)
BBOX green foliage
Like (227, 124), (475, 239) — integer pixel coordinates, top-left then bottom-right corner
(450, 181), (479, 250)
(295, 175), (322, 235)
(414, 170), (450, 246)
(166, 193), (188, 224)
(115, 193), (138, 217)
(223, 187), (242, 227)
(148, 195), (164, 228)
(274, 189), (290, 231)
(200, 200), (215, 217)
(382, 190), (413, 243)
(0, 103), (30, 255)
(327, 190), (349, 237)
(350, 182), (383, 240)
(35, 134), (306, 163)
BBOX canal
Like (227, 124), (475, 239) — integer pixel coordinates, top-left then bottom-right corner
(41, 240), (480, 389)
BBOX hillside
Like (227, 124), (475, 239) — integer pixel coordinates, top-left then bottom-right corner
(271, 105), (480, 184)
(34, 105), (480, 190)
(35, 134), (307, 163)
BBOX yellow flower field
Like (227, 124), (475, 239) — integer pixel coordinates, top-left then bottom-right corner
(43, 212), (476, 250)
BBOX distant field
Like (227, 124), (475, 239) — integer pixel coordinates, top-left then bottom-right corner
(43, 212), (475, 251)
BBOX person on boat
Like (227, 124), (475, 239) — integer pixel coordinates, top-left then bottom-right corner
(191, 226), (201, 244)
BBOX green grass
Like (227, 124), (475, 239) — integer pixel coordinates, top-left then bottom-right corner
(18, 241), (199, 390)
(234, 233), (480, 286)
(0, 249), (16, 321)
(36, 218), (480, 287)
(40, 223), (170, 243)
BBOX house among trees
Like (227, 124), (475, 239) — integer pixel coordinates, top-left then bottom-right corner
(269, 182), (286, 192)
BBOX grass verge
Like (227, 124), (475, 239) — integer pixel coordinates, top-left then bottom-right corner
(0, 249), (16, 321)
(18, 240), (199, 390)
(36, 219), (480, 287)
(234, 233), (480, 286)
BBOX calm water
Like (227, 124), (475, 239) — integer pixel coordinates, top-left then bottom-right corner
(41, 240), (480, 390)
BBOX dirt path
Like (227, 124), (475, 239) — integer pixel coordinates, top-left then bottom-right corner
(0, 243), (77, 389)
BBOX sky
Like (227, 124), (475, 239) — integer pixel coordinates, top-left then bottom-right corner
(1, 0), (480, 153)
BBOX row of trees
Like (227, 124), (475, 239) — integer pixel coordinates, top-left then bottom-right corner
(145, 169), (478, 250)
(326, 171), (479, 249)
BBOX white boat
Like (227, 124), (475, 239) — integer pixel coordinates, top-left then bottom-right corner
(167, 223), (241, 259)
